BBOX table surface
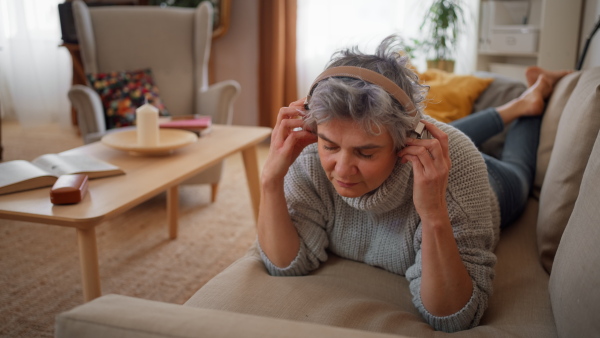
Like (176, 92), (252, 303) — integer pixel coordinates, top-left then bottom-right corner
(0, 125), (271, 229)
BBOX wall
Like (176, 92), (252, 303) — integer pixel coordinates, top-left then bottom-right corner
(208, 0), (600, 127)
(211, 0), (260, 126)
(579, 0), (600, 70)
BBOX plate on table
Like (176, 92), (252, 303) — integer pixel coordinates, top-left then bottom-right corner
(101, 129), (198, 156)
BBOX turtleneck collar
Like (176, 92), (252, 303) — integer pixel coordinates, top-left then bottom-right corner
(340, 159), (414, 213)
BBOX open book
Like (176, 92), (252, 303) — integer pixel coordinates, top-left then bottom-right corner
(0, 153), (124, 195)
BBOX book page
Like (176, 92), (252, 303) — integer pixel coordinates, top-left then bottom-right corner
(32, 154), (124, 179)
(0, 160), (58, 194)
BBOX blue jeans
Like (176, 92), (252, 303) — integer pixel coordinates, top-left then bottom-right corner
(451, 108), (541, 228)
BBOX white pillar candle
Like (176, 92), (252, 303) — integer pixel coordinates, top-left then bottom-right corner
(136, 103), (160, 147)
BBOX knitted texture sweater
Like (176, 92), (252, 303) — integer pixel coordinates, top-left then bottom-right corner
(259, 117), (501, 332)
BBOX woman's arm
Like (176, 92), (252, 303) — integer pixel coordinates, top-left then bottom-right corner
(418, 207), (474, 316)
(257, 99), (317, 268)
(398, 120), (473, 317)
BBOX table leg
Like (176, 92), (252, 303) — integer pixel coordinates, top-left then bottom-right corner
(242, 146), (260, 222)
(76, 227), (101, 302)
(167, 185), (179, 239)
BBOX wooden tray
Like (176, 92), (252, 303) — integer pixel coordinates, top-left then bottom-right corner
(101, 129), (198, 156)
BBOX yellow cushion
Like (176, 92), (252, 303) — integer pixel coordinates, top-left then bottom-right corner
(418, 69), (493, 123)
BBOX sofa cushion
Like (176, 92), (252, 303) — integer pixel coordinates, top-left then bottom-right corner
(537, 67), (600, 273)
(420, 69), (494, 123)
(186, 246), (428, 336)
(481, 198), (556, 336)
(549, 131), (600, 337)
(533, 71), (582, 197)
(186, 204), (555, 338)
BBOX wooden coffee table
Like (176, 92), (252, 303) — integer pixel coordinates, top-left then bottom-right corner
(0, 125), (271, 302)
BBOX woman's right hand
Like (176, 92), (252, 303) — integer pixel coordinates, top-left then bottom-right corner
(258, 99), (314, 268)
(262, 99), (318, 186)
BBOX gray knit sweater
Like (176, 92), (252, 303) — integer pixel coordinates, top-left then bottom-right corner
(259, 117), (501, 332)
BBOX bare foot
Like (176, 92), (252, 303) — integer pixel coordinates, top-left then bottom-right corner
(525, 66), (572, 87)
(519, 74), (552, 114)
(497, 74), (552, 124)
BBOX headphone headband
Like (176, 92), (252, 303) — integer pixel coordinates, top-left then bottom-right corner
(304, 66), (429, 139)
(305, 66), (417, 116)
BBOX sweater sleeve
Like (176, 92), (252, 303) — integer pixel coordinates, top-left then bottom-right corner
(259, 145), (334, 276)
(405, 121), (499, 332)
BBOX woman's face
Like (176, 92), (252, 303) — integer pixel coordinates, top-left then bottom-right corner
(317, 118), (398, 198)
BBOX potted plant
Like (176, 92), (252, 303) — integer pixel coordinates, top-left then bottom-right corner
(418, 0), (466, 73)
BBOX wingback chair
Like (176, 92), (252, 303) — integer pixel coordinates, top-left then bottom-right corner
(68, 0), (240, 202)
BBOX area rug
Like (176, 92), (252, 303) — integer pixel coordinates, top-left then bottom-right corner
(0, 120), (269, 337)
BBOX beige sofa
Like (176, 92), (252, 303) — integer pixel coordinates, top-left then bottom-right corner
(55, 67), (600, 338)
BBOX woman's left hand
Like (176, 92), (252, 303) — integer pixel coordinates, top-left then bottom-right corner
(398, 120), (452, 221)
(401, 121), (473, 318)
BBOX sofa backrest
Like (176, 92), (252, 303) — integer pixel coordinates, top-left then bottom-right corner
(548, 129), (600, 337)
(533, 72), (582, 197)
(535, 67), (600, 273)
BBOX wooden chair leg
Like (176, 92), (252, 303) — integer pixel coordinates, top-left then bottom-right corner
(210, 182), (219, 203)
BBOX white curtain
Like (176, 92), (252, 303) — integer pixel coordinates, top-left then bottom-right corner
(296, 0), (479, 98)
(0, 0), (71, 128)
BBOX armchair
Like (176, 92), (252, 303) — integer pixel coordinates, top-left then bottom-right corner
(68, 0), (240, 201)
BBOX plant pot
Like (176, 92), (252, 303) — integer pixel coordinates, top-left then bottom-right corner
(426, 59), (455, 73)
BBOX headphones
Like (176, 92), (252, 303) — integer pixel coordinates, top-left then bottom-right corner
(304, 66), (431, 140)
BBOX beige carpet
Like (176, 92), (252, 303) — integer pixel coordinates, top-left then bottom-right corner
(0, 120), (269, 337)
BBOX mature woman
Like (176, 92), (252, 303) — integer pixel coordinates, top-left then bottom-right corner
(257, 36), (565, 332)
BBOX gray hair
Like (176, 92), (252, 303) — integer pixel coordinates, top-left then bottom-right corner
(304, 35), (429, 150)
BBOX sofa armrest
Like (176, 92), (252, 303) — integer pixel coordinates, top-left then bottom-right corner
(55, 294), (406, 338)
(197, 80), (241, 125)
(68, 85), (106, 144)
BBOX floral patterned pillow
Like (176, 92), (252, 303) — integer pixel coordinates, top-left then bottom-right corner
(87, 68), (170, 130)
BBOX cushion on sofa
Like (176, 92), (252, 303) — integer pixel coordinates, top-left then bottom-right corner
(420, 69), (494, 123)
(536, 67), (600, 273)
(186, 209), (556, 338)
(482, 198), (556, 336)
(185, 246), (430, 336)
(533, 71), (582, 198)
(549, 131), (600, 337)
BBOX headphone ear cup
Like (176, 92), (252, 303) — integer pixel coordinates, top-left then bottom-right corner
(410, 121), (432, 139)
(420, 129), (433, 140)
